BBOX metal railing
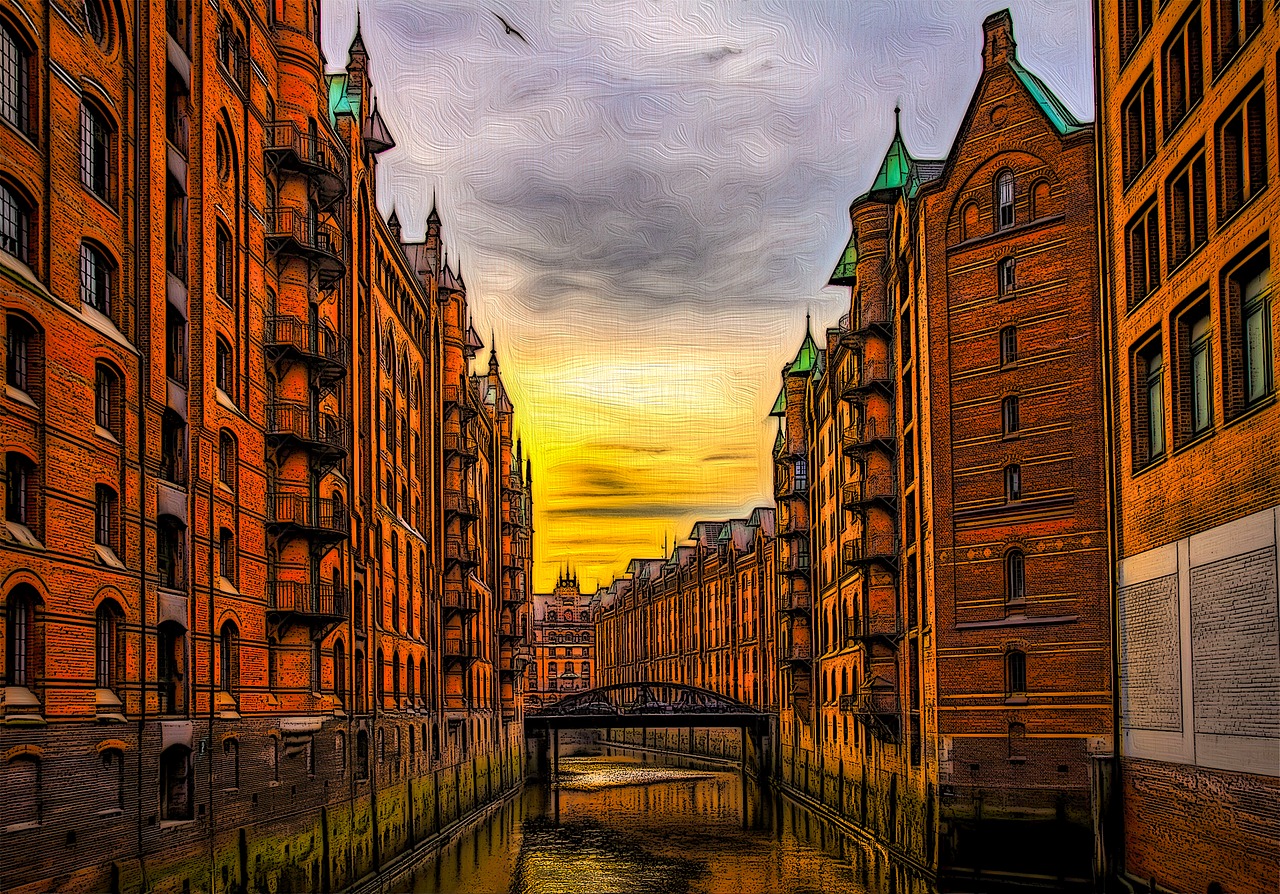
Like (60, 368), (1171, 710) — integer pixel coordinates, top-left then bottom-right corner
(842, 417), (896, 452)
(265, 206), (342, 262)
(842, 534), (898, 566)
(268, 580), (348, 617)
(264, 121), (343, 181)
(268, 494), (347, 535)
(266, 401), (349, 453)
(265, 314), (347, 367)
(841, 474), (897, 507)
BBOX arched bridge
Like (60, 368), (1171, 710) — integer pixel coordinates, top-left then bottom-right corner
(524, 682), (771, 736)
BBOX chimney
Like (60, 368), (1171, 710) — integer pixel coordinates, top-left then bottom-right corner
(982, 9), (1016, 69)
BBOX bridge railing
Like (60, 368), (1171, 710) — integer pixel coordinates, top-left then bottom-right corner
(527, 681), (763, 719)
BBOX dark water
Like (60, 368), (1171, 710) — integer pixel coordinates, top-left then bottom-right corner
(392, 753), (934, 894)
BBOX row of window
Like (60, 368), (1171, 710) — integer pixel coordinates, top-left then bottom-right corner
(1132, 251), (1271, 467)
(1119, 0), (1262, 75)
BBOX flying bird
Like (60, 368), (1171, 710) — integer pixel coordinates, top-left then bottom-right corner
(491, 12), (529, 45)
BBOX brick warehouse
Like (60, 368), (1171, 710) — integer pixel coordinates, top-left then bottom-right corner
(1093, 0), (1280, 891)
(526, 570), (598, 711)
(0, 2), (533, 893)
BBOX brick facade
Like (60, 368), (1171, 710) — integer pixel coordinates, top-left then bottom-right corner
(0, 2), (533, 892)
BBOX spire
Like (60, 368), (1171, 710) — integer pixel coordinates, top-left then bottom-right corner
(427, 191), (440, 225)
(488, 333), (500, 374)
(786, 315), (819, 376)
(387, 204), (401, 241)
(868, 105), (914, 199)
(348, 10), (368, 65)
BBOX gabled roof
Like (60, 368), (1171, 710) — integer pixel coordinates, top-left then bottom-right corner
(1009, 58), (1087, 135)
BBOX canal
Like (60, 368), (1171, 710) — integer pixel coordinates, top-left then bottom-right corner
(375, 749), (935, 894)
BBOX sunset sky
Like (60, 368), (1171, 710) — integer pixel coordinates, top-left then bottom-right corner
(322, 0), (1095, 593)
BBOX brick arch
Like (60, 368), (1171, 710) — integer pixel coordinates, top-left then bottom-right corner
(3, 744), (43, 761)
(90, 585), (128, 615)
(1, 567), (48, 600)
(95, 738), (130, 753)
(945, 149), (1052, 231)
(214, 607), (244, 634)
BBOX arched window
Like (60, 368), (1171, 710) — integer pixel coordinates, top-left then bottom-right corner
(375, 648), (385, 704)
(406, 658), (415, 704)
(80, 100), (112, 199)
(157, 515), (185, 588)
(6, 314), (39, 396)
(82, 1), (109, 47)
(1008, 721), (1026, 758)
(217, 528), (235, 584)
(101, 747), (125, 811)
(4, 754), (41, 826)
(355, 730), (369, 779)
(0, 180), (32, 263)
(94, 484), (118, 553)
(333, 640), (346, 705)
(221, 737), (240, 790)
(218, 431), (236, 489)
(1030, 180), (1050, 219)
(214, 224), (232, 302)
(5, 586), (40, 687)
(94, 362), (121, 436)
(995, 170), (1015, 229)
(6, 451), (37, 533)
(1006, 649), (1027, 695)
(267, 635), (279, 690)
(215, 336), (233, 396)
(1002, 395), (1021, 436)
(392, 650), (402, 704)
(1006, 550), (1026, 602)
(1, 21), (32, 134)
(218, 621), (239, 694)
(1004, 464), (1022, 502)
(1000, 326), (1018, 366)
(419, 657), (427, 704)
(95, 600), (122, 689)
(165, 305), (187, 384)
(80, 242), (113, 316)
(961, 201), (979, 240)
(159, 745), (192, 821)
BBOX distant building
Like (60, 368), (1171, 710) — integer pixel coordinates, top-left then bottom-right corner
(528, 571), (597, 709)
(1093, 0), (1280, 891)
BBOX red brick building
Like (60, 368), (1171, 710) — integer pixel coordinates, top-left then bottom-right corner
(526, 571), (596, 710)
(0, 3), (532, 892)
(1094, 0), (1280, 890)
(775, 10), (1113, 886)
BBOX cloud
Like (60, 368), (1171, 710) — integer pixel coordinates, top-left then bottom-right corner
(323, 0), (1094, 590)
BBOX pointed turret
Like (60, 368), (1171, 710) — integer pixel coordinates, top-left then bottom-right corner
(868, 107), (914, 201)
(425, 199), (442, 280)
(787, 313), (819, 376)
(387, 205), (402, 242)
(346, 12), (369, 98)
(363, 97), (396, 154)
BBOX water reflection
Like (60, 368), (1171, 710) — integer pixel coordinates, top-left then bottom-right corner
(394, 753), (934, 894)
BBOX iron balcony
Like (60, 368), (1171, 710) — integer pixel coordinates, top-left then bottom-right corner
(263, 120), (347, 207)
(264, 314), (348, 385)
(264, 205), (344, 286)
(265, 401), (350, 461)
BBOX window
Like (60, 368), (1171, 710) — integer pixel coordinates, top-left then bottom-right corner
(95, 362), (120, 435)
(82, 1), (108, 47)
(1119, 0), (1153, 60)
(219, 431), (236, 489)
(961, 201), (979, 240)
(356, 730), (369, 780)
(1006, 650), (1027, 695)
(1002, 396), (1021, 436)
(160, 411), (186, 485)
(1004, 464), (1021, 502)
(218, 622), (239, 694)
(95, 484), (116, 549)
(1211, 0), (1263, 75)
(217, 528), (235, 583)
(159, 746), (192, 821)
(995, 171), (1015, 229)
(334, 641), (346, 706)
(101, 748), (125, 811)
(80, 102), (111, 199)
(1217, 79), (1268, 223)
(1163, 8), (1203, 134)
(221, 738), (240, 790)
(1000, 326), (1018, 366)
(1126, 201), (1161, 307)
(794, 458), (808, 492)
(1122, 70), (1156, 185)
(998, 256), (1017, 298)
(157, 515), (185, 589)
(5, 755), (41, 826)
(1, 181), (31, 262)
(6, 314), (36, 393)
(215, 337), (232, 396)
(1166, 148), (1209, 269)
(1178, 305), (1214, 438)
(157, 621), (183, 713)
(375, 649), (385, 703)
(312, 641), (323, 692)
(95, 601), (121, 689)
(1225, 249), (1273, 413)
(1134, 338), (1166, 465)
(215, 225), (232, 303)
(1006, 549), (1026, 602)
(80, 242), (113, 315)
(1, 21), (30, 133)
(5, 587), (38, 687)
(6, 452), (36, 529)
(166, 305), (186, 383)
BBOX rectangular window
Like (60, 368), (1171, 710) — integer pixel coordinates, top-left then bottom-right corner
(1122, 69), (1156, 185)
(215, 227), (232, 302)
(1126, 201), (1161, 307)
(1225, 249), (1273, 414)
(80, 103), (110, 199)
(1134, 338), (1165, 465)
(1119, 0), (1153, 61)
(1163, 8), (1203, 135)
(1217, 78), (1268, 223)
(80, 243), (111, 315)
(95, 485), (114, 547)
(1004, 464), (1021, 502)
(1166, 147), (1209, 269)
(1179, 308), (1214, 437)
(1243, 268), (1272, 404)
(1000, 326), (1018, 365)
(1212, 0), (1263, 75)
(1, 23), (28, 133)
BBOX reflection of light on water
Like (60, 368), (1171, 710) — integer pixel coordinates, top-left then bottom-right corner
(556, 757), (720, 791)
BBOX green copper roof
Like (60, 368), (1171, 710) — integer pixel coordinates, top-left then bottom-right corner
(869, 110), (914, 197)
(326, 74), (360, 127)
(787, 325), (819, 376)
(829, 226), (858, 285)
(770, 385), (786, 416)
(1009, 59), (1087, 136)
